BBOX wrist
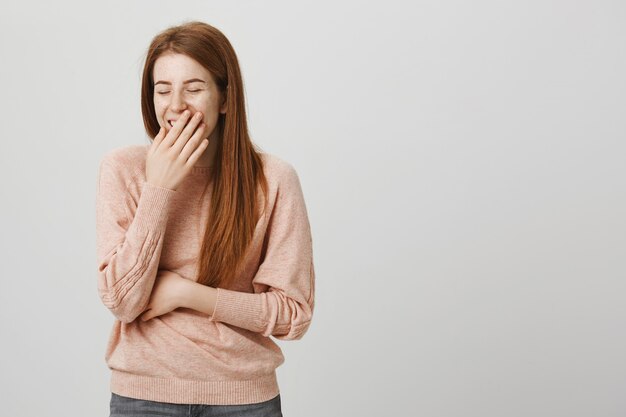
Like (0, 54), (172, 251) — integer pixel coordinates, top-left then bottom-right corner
(180, 280), (217, 316)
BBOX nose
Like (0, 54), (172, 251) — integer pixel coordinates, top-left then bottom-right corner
(169, 89), (188, 113)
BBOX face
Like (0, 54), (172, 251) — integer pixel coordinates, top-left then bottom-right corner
(152, 52), (226, 140)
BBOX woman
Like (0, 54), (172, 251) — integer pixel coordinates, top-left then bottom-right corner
(96, 21), (315, 416)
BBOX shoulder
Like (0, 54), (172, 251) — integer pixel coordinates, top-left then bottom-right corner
(258, 152), (307, 204)
(258, 152), (301, 185)
(98, 144), (149, 182)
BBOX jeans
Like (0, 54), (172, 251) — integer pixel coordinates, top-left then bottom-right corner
(109, 392), (283, 417)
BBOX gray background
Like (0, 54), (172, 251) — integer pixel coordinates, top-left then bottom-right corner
(0, 0), (624, 416)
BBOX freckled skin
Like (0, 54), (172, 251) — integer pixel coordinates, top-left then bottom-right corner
(153, 52), (226, 168)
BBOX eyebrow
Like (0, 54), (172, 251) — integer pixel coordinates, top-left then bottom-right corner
(154, 78), (207, 86)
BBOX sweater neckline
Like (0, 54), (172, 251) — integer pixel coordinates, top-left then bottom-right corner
(190, 165), (214, 175)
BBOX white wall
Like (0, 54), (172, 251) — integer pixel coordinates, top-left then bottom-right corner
(0, 0), (624, 416)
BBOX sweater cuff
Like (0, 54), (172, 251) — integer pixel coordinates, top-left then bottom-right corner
(133, 181), (177, 232)
(209, 287), (266, 331)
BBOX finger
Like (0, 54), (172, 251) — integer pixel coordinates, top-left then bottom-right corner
(152, 127), (165, 148)
(185, 138), (210, 168)
(149, 127), (165, 156)
(180, 122), (207, 161)
(141, 305), (151, 317)
(162, 110), (192, 148)
(172, 111), (203, 153)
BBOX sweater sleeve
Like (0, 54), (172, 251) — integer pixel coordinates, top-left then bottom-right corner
(95, 155), (177, 323)
(209, 164), (316, 341)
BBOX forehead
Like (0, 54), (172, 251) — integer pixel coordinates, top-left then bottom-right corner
(153, 52), (212, 81)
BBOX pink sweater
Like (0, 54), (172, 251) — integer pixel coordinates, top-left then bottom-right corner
(95, 144), (315, 405)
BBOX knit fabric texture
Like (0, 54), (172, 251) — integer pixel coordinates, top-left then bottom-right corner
(95, 144), (315, 405)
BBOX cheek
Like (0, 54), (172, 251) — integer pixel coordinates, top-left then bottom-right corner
(153, 100), (166, 116)
(194, 96), (213, 111)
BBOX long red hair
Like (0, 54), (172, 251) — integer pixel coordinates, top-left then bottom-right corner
(140, 20), (269, 288)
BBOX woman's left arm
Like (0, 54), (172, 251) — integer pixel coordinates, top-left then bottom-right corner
(182, 163), (315, 341)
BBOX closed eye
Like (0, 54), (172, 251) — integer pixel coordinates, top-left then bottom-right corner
(156, 90), (202, 95)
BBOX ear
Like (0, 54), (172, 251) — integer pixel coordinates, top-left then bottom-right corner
(219, 93), (227, 114)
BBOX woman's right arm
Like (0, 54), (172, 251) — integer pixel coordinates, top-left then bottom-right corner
(95, 155), (176, 323)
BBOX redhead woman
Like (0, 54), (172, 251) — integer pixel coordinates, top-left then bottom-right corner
(96, 20), (315, 417)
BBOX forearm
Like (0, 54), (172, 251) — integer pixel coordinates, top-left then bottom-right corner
(97, 178), (176, 324)
(180, 279), (218, 316)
